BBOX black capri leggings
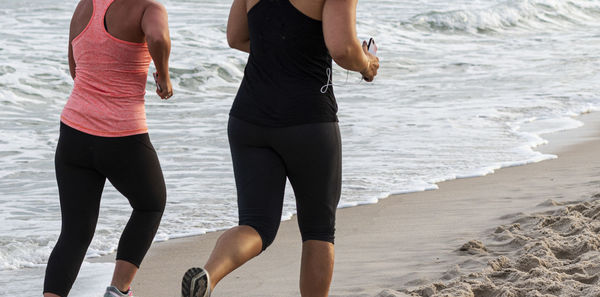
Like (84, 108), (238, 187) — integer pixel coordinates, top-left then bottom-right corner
(43, 123), (166, 297)
(228, 116), (341, 250)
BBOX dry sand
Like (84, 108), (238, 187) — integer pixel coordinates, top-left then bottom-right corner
(388, 196), (600, 297)
(96, 112), (600, 297)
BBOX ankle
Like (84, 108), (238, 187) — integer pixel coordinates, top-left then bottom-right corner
(118, 287), (130, 295)
(110, 284), (130, 294)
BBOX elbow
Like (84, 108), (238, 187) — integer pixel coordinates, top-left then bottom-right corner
(146, 32), (170, 49)
(228, 39), (249, 52)
(328, 44), (353, 68)
(227, 35), (247, 51)
(227, 37), (237, 50)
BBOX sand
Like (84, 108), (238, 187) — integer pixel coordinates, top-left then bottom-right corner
(396, 197), (600, 297)
(95, 112), (600, 297)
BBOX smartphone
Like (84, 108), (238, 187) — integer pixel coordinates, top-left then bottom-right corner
(153, 72), (162, 92)
(367, 38), (377, 55)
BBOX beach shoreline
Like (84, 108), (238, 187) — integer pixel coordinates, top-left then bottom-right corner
(93, 112), (600, 297)
(2, 1), (600, 296)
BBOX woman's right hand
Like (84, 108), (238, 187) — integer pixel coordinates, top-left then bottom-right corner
(155, 72), (173, 100)
(360, 41), (379, 82)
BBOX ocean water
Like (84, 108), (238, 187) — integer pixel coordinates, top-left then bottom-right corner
(1, 0), (599, 295)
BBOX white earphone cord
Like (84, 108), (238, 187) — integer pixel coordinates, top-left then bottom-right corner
(320, 68), (352, 94)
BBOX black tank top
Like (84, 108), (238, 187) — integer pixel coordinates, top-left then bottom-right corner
(229, 0), (338, 127)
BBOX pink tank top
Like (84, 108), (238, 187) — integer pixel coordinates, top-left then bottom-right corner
(61, 0), (152, 137)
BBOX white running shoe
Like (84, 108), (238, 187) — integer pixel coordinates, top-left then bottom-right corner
(104, 286), (133, 297)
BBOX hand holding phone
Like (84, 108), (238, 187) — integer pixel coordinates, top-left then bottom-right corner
(367, 38), (377, 55)
(361, 38), (379, 82)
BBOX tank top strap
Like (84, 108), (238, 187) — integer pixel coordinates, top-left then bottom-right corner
(90, 0), (115, 30)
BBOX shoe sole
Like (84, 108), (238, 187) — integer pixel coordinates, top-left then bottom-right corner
(182, 267), (211, 297)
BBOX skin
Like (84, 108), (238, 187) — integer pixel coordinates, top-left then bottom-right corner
(44, 1), (172, 296)
(322, 0), (379, 81)
(204, 1), (379, 297)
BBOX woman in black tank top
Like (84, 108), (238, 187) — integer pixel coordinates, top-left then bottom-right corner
(182, 1), (379, 296)
(230, 0), (337, 126)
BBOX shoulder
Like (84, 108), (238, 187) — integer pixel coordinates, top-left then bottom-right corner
(72, 0), (93, 19)
(142, 0), (168, 16)
(69, 0), (93, 39)
(139, 0), (169, 35)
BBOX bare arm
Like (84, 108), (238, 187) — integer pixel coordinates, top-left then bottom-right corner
(323, 0), (378, 81)
(227, 0), (250, 53)
(68, 0), (91, 79)
(141, 3), (173, 99)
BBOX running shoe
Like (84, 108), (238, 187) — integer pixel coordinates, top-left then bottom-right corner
(182, 267), (211, 297)
(104, 286), (133, 297)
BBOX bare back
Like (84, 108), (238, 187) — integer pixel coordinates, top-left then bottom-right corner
(245, 0), (326, 20)
(70, 0), (157, 44)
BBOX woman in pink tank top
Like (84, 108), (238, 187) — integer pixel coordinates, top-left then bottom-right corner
(43, 0), (172, 296)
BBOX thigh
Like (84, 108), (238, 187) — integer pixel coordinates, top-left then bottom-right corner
(97, 134), (166, 211)
(272, 122), (342, 241)
(228, 117), (287, 235)
(55, 123), (106, 233)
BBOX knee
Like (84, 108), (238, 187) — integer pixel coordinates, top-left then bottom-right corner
(258, 227), (278, 251)
(298, 220), (336, 244)
(59, 222), (96, 247)
(134, 190), (166, 214)
(239, 219), (280, 251)
(155, 191), (166, 214)
(143, 178), (167, 213)
(154, 187), (167, 213)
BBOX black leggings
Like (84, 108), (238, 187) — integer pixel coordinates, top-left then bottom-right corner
(43, 123), (166, 297)
(228, 117), (341, 250)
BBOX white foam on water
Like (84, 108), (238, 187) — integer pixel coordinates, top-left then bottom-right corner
(408, 0), (600, 33)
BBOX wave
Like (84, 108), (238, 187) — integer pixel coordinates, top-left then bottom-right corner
(407, 0), (600, 34)
(0, 237), (51, 270)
